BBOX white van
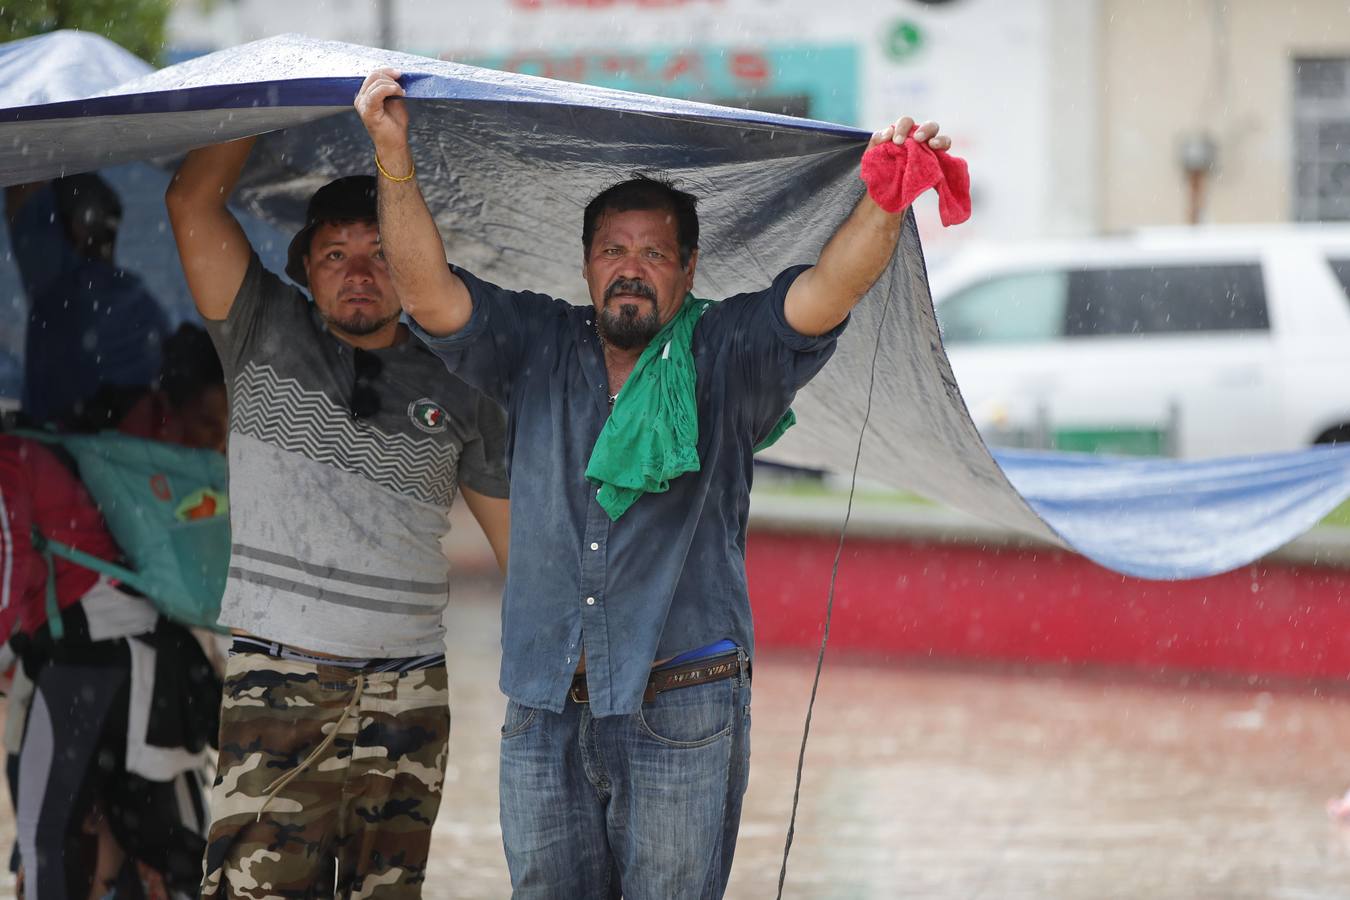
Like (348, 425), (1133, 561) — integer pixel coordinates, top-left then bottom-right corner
(928, 226), (1350, 458)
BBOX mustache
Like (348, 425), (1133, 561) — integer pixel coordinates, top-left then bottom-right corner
(338, 287), (382, 301)
(604, 277), (656, 303)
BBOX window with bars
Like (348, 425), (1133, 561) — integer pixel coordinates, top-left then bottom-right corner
(1294, 57), (1350, 221)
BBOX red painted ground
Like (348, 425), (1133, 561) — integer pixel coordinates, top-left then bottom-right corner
(747, 531), (1350, 682)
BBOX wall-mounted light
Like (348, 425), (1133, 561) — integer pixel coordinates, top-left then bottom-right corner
(1177, 130), (1219, 225)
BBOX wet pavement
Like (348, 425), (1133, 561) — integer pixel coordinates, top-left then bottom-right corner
(6, 575), (1350, 898)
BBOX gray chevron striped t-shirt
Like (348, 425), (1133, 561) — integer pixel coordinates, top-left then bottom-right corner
(203, 254), (508, 657)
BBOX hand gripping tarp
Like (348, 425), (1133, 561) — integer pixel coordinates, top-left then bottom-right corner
(3, 32), (1348, 581)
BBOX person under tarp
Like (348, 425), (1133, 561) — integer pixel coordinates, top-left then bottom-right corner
(166, 136), (513, 900)
(0, 433), (220, 900)
(0, 331), (228, 899)
(355, 66), (960, 898)
(73, 323), (229, 455)
(5, 173), (169, 427)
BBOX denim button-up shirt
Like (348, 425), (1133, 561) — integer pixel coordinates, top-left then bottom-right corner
(413, 264), (845, 716)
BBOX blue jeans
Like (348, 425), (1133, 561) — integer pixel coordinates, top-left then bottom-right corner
(499, 652), (752, 899)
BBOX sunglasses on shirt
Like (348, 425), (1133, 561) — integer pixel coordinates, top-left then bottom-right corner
(350, 349), (383, 420)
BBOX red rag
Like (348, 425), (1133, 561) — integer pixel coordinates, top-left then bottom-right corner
(860, 129), (971, 226)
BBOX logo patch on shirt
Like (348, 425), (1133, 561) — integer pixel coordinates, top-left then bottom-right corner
(408, 398), (448, 434)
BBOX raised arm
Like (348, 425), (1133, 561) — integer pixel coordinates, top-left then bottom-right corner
(4, 181), (73, 301)
(784, 117), (950, 337)
(164, 136), (257, 321)
(354, 68), (471, 338)
(4, 183), (45, 227)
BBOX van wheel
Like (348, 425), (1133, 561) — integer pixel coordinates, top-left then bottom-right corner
(1314, 425), (1350, 447)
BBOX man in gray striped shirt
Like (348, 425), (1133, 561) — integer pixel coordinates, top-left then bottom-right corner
(166, 137), (509, 897)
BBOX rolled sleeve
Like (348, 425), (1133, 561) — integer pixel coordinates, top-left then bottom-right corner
(725, 264), (848, 393)
(408, 265), (560, 408)
(764, 264), (850, 353)
(405, 265), (492, 355)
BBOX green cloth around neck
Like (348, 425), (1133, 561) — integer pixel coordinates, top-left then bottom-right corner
(585, 294), (795, 521)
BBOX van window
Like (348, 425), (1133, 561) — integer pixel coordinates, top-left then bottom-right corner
(1064, 264), (1268, 337)
(1329, 259), (1350, 300)
(937, 271), (1068, 344)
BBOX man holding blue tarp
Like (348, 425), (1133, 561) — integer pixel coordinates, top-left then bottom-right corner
(165, 137), (513, 898)
(355, 67), (952, 897)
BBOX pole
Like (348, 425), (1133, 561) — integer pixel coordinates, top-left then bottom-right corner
(376, 0), (395, 50)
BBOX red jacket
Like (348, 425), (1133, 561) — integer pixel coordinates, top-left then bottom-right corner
(0, 435), (119, 640)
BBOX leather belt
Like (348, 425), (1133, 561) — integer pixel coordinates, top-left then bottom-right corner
(569, 652), (744, 704)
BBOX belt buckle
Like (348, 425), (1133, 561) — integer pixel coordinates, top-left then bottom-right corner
(569, 681), (588, 704)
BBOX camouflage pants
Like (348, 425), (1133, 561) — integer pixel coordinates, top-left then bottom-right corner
(201, 652), (450, 899)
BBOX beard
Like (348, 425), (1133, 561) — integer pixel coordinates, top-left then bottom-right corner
(597, 277), (661, 350)
(322, 306), (400, 338)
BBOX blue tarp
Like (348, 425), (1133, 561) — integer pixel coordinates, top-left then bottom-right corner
(3, 32), (1348, 580)
(0, 32), (292, 397)
(0, 31), (156, 397)
(993, 447), (1350, 580)
(0, 30), (150, 107)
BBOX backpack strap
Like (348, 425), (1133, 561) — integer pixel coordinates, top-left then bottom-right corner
(29, 527), (65, 641)
(29, 527), (148, 641)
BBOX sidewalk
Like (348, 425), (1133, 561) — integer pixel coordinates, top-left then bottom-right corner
(429, 579), (1350, 898)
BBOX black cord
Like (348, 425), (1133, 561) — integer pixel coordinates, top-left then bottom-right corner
(776, 282), (893, 898)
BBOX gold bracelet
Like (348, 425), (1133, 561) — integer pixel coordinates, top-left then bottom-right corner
(374, 152), (415, 183)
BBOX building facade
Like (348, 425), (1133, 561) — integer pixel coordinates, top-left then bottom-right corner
(167, 0), (1350, 242)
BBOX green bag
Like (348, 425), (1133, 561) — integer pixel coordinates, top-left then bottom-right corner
(25, 431), (230, 632)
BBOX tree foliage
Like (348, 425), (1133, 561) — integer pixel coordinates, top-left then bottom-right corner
(0, 0), (171, 64)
